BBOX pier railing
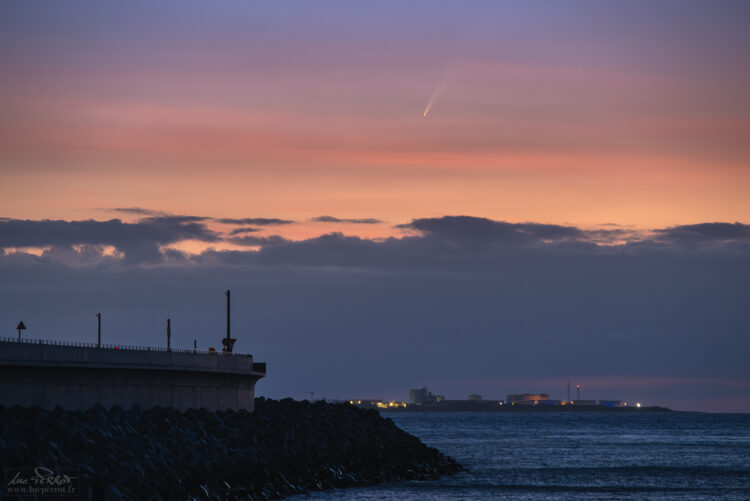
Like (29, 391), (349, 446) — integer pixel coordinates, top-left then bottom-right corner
(0, 336), (252, 357)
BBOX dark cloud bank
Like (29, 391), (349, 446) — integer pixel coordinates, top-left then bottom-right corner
(1, 216), (748, 411)
(0, 217), (218, 264)
(312, 215), (383, 224)
(109, 207), (295, 227)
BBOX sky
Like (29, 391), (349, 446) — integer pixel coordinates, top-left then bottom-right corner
(1, 1), (749, 412)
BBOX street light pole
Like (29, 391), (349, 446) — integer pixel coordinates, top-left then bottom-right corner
(16, 321), (26, 341)
(96, 313), (101, 348)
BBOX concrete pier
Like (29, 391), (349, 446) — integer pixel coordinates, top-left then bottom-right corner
(0, 338), (266, 412)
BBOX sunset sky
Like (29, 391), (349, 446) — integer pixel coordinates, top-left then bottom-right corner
(1, 1), (749, 411)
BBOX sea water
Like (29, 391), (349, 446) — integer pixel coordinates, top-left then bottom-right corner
(291, 412), (750, 500)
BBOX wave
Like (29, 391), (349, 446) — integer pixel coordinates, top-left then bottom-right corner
(501, 465), (750, 476)
(424, 482), (750, 494)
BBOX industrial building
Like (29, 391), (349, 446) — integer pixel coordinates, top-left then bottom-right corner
(539, 399), (562, 406)
(345, 399), (407, 409)
(408, 386), (444, 405)
(507, 393), (549, 405)
(598, 400), (625, 407)
(572, 399), (596, 406)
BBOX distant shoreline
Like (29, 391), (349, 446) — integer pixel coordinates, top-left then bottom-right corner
(379, 402), (674, 413)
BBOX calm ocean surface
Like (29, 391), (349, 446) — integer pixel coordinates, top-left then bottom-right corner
(292, 412), (750, 500)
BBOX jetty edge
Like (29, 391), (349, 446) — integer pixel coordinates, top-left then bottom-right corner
(0, 398), (464, 500)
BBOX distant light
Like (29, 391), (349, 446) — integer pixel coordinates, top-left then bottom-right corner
(636, 402), (641, 408)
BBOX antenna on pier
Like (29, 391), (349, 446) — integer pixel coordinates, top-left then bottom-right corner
(576, 384), (581, 401)
(567, 380), (570, 403)
(167, 317), (171, 351)
(96, 313), (102, 348)
(222, 290), (236, 353)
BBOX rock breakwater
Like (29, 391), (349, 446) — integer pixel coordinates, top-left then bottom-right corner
(0, 398), (463, 500)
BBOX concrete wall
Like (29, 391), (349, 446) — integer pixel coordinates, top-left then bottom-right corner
(0, 341), (265, 412)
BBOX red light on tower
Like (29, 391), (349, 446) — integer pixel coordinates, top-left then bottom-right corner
(576, 385), (581, 400)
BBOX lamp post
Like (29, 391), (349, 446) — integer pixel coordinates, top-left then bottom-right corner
(96, 313), (101, 348)
(16, 321), (26, 341)
(222, 290), (236, 353)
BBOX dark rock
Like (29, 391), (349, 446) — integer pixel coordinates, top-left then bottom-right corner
(0, 399), (464, 500)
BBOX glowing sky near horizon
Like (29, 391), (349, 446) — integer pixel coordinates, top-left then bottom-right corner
(1, 1), (749, 236)
(1, 2), (750, 412)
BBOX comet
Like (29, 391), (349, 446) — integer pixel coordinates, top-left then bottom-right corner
(423, 80), (446, 118)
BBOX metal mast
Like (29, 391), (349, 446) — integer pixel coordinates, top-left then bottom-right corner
(222, 290), (236, 353)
